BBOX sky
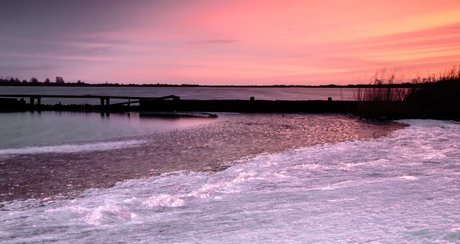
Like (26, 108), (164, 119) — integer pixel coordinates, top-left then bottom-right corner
(0, 0), (460, 85)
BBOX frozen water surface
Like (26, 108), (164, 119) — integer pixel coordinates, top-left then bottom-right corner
(1, 119), (460, 243)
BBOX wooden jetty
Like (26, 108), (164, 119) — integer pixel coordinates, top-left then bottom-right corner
(0, 94), (358, 114)
(0, 94), (177, 106)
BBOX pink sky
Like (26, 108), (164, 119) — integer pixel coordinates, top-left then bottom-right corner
(1, 0), (460, 85)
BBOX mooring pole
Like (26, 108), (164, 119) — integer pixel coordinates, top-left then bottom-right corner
(250, 97), (255, 112)
(173, 96), (180, 111)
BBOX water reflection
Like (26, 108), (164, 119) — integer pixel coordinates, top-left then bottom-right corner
(0, 111), (216, 149)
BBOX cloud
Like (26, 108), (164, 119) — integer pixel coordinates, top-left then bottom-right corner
(188, 39), (238, 45)
(0, 65), (61, 72)
(60, 46), (116, 57)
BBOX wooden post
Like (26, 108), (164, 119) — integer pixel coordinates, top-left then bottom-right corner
(100, 98), (105, 106)
(30, 97), (34, 105)
(106, 98), (110, 105)
(37, 97), (41, 105)
(173, 96), (180, 111)
(328, 97), (333, 112)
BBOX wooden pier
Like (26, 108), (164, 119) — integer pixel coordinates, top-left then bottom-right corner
(0, 94), (177, 106)
(0, 94), (358, 114)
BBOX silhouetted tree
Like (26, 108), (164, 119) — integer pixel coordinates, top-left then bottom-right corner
(55, 76), (65, 84)
(30, 77), (38, 84)
(44, 78), (50, 84)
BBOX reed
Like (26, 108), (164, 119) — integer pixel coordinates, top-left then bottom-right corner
(354, 73), (412, 118)
(404, 66), (460, 117)
(354, 66), (460, 119)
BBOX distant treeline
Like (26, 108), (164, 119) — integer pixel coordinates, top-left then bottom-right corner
(0, 76), (223, 87)
(0, 76), (90, 86)
(0, 76), (426, 88)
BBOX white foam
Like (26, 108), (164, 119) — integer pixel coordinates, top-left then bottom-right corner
(399, 176), (418, 180)
(142, 194), (186, 208)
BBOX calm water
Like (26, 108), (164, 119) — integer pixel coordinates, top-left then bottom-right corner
(0, 111), (215, 150)
(1, 87), (460, 243)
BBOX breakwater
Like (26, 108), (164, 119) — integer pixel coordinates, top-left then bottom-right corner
(140, 97), (356, 113)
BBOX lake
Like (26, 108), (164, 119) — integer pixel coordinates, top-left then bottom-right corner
(1, 87), (459, 243)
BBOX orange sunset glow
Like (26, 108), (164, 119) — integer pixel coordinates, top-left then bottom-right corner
(1, 0), (459, 85)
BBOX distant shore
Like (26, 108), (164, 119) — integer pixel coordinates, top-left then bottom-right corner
(0, 79), (424, 89)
